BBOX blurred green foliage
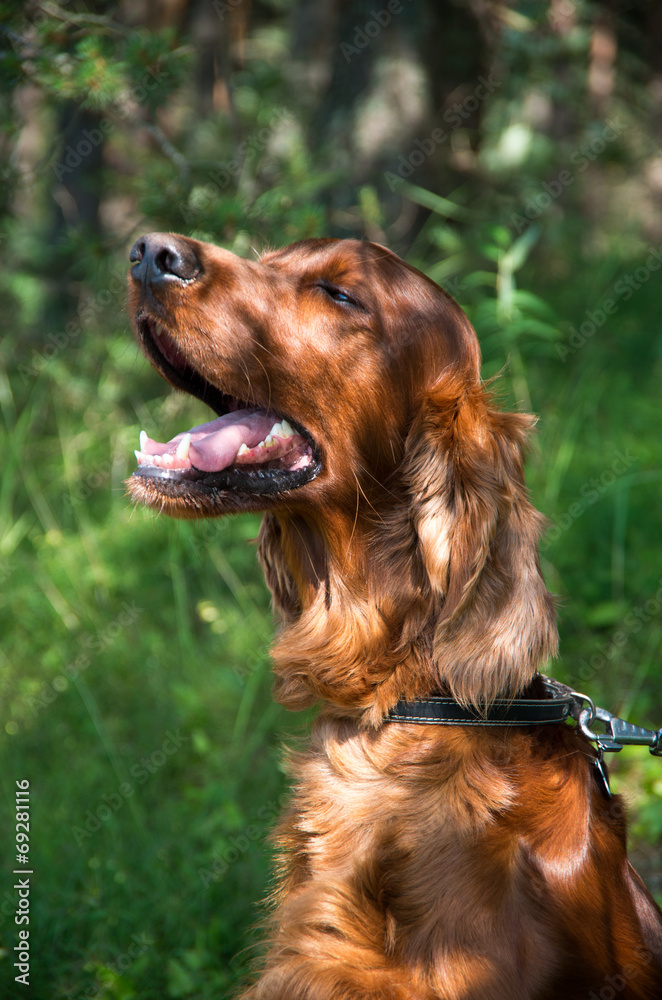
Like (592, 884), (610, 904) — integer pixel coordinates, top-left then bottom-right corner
(0, 0), (661, 996)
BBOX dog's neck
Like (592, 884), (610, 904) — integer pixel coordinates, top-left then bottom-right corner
(258, 508), (558, 726)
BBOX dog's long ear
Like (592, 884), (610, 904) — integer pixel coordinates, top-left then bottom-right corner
(405, 372), (558, 705)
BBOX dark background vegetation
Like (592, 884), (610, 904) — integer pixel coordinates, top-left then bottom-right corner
(0, 0), (661, 996)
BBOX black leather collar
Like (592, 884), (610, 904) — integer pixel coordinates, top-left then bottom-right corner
(386, 677), (574, 726)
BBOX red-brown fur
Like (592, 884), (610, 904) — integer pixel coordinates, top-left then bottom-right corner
(127, 235), (662, 998)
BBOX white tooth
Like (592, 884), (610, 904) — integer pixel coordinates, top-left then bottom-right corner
(237, 443), (250, 456)
(256, 438), (266, 449)
(135, 449), (145, 464)
(140, 430), (148, 450)
(269, 421), (283, 438)
(175, 433), (191, 460)
(264, 435), (276, 448)
(280, 420), (294, 438)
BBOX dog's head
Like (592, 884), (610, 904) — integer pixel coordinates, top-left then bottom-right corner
(127, 234), (556, 718)
(127, 235), (479, 515)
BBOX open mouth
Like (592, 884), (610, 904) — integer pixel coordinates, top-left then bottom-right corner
(131, 317), (321, 497)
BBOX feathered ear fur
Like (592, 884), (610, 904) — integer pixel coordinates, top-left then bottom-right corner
(256, 367), (557, 718)
(257, 513), (301, 620)
(404, 372), (558, 705)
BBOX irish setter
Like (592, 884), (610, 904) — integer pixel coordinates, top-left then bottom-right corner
(127, 233), (662, 999)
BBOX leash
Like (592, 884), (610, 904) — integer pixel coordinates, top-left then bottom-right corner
(386, 675), (662, 799)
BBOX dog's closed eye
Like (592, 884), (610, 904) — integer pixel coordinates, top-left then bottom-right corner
(315, 281), (365, 310)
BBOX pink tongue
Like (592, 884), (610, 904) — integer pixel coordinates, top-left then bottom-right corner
(140, 408), (279, 472)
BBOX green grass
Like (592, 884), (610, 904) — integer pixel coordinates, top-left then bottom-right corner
(1, 235), (661, 998)
(0, 326), (300, 998)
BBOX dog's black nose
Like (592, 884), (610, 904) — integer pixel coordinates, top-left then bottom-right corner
(129, 233), (201, 285)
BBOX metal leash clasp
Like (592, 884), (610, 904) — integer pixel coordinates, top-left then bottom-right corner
(571, 692), (662, 756)
(538, 677), (662, 800)
(564, 690), (612, 798)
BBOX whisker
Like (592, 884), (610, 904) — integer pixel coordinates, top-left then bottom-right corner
(343, 475), (361, 564)
(251, 353), (273, 412)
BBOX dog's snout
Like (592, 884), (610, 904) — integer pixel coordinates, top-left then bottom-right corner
(129, 232), (201, 286)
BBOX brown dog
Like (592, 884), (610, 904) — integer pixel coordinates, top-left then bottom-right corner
(127, 233), (662, 999)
